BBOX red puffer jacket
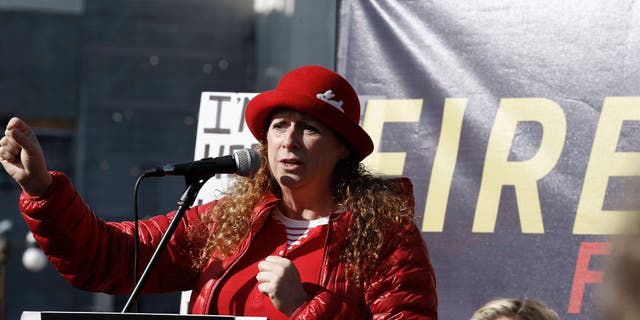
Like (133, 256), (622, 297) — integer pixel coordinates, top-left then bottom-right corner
(20, 171), (438, 319)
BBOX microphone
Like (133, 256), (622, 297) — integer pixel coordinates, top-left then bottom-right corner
(143, 148), (260, 178)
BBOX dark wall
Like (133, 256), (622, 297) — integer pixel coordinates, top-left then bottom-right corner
(0, 1), (255, 318)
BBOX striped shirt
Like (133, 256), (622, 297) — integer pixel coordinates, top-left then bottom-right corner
(273, 209), (329, 250)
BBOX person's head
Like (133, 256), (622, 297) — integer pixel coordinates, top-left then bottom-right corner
(244, 65), (373, 193)
(470, 298), (559, 320)
(599, 211), (640, 320)
(262, 108), (351, 192)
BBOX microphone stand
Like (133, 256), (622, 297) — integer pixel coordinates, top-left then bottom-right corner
(121, 174), (208, 313)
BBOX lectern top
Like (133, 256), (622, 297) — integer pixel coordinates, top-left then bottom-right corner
(21, 311), (267, 320)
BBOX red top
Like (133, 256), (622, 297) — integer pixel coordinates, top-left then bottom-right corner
(215, 211), (329, 319)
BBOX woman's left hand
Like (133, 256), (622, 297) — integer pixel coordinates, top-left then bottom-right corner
(257, 255), (308, 316)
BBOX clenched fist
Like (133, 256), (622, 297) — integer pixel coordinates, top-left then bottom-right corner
(256, 255), (308, 316)
(0, 117), (52, 196)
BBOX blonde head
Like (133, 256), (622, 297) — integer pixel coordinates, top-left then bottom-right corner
(470, 298), (559, 320)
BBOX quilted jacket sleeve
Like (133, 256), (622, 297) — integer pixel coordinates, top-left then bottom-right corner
(19, 171), (203, 295)
(364, 222), (438, 319)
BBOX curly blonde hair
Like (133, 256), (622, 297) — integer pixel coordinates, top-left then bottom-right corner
(470, 298), (559, 320)
(192, 143), (414, 282)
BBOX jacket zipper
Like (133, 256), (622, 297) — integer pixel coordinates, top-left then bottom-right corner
(318, 211), (339, 286)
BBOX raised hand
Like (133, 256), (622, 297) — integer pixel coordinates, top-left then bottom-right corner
(0, 117), (52, 196)
(256, 255), (308, 316)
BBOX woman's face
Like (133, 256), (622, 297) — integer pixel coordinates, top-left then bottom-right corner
(266, 109), (349, 193)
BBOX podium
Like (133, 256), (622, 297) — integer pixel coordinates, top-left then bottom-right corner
(21, 312), (267, 320)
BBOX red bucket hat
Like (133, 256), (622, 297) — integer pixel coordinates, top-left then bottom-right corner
(245, 65), (374, 161)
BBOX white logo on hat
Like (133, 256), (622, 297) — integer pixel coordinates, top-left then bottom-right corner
(316, 90), (344, 112)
